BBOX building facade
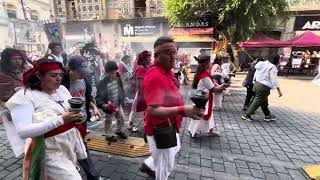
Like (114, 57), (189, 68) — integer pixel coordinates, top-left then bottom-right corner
(49, 0), (167, 57)
(0, 0), (51, 53)
(283, 0), (320, 40)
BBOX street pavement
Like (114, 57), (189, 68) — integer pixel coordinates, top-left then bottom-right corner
(0, 75), (320, 180)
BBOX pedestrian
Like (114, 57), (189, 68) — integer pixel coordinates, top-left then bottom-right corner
(5, 59), (87, 179)
(0, 48), (27, 125)
(128, 50), (152, 132)
(188, 55), (227, 137)
(241, 55), (283, 121)
(47, 42), (64, 64)
(188, 55), (228, 137)
(140, 36), (203, 180)
(242, 57), (265, 111)
(61, 55), (102, 180)
(96, 61), (128, 142)
(211, 56), (225, 110)
(118, 55), (134, 99)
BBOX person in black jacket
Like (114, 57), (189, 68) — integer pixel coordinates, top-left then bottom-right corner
(96, 61), (127, 142)
(61, 55), (102, 180)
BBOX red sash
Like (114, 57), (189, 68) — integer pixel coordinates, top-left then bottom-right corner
(196, 71), (214, 121)
(44, 124), (87, 138)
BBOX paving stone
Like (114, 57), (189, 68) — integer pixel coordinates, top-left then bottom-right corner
(200, 159), (212, 167)
(0, 170), (11, 179)
(265, 173), (279, 180)
(189, 154), (201, 165)
(211, 157), (224, 164)
(261, 166), (276, 174)
(288, 169), (308, 180)
(277, 173), (294, 180)
(175, 172), (188, 180)
(212, 163), (225, 172)
(201, 167), (214, 177)
(250, 169), (265, 179)
(237, 168), (251, 175)
(188, 172), (201, 180)
(200, 177), (214, 180)
(234, 160), (248, 168)
(248, 162), (262, 170)
(6, 163), (20, 172)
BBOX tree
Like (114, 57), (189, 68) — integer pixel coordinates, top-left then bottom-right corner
(163, 0), (289, 43)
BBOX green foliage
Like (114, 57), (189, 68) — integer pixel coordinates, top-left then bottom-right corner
(164, 0), (289, 43)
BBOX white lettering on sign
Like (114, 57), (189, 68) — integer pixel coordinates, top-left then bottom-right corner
(302, 21), (320, 30)
(123, 24), (134, 36)
(123, 24), (158, 36)
(186, 21), (209, 28)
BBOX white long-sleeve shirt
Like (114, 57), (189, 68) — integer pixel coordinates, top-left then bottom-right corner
(254, 61), (279, 89)
(4, 86), (86, 158)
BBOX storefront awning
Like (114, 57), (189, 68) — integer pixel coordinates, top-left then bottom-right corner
(239, 33), (290, 48)
(169, 28), (214, 36)
(173, 35), (213, 42)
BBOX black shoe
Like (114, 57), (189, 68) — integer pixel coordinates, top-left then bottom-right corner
(139, 163), (155, 178)
(264, 115), (277, 121)
(241, 115), (253, 122)
(105, 136), (117, 142)
(115, 132), (128, 139)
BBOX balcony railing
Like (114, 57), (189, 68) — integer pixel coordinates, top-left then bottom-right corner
(288, 0), (320, 11)
(106, 7), (164, 19)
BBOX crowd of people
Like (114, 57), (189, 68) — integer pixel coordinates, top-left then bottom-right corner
(0, 36), (287, 180)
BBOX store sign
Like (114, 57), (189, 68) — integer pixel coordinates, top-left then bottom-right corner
(185, 21), (210, 28)
(122, 23), (160, 37)
(294, 16), (320, 31)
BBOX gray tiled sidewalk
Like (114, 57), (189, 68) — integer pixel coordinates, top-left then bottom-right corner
(0, 85), (319, 180)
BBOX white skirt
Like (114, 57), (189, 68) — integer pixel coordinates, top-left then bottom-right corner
(45, 128), (87, 180)
(188, 114), (215, 137)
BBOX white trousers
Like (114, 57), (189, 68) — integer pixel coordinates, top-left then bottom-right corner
(144, 133), (181, 180)
(214, 94), (223, 109)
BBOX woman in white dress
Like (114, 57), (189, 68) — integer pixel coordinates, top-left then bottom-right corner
(5, 59), (87, 180)
(211, 56), (225, 110)
(188, 55), (227, 137)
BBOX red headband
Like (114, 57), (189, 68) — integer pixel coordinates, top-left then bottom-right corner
(38, 63), (62, 73)
(22, 63), (62, 86)
(154, 43), (176, 55)
(11, 52), (22, 58)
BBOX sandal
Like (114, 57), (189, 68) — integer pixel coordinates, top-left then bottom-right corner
(207, 131), (220, 137)
(128, 125), (139, 132)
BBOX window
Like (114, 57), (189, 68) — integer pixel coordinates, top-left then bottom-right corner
(31, 10), (39, 20)
(134, 0), (146, 17)
(6, 4), (17, 19)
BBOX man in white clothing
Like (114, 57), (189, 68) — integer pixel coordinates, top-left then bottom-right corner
(241, 55), (282, 122)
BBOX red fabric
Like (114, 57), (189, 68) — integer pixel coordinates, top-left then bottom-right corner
(118, 63), (126, 75)
(22, 62), (62, 86)
(239, 33), (290, 48)
(196, 71), (214, 121)
(22, 68), (38, 86)
(143, 61), (184, 136)
(11, 52), (22, 58)
(44, 124), (87, 138)
(135, 65), (148, 112)
(38, 63), (62, 73)
(286, 31), (320, 47)
(135, 65), (147, 78)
